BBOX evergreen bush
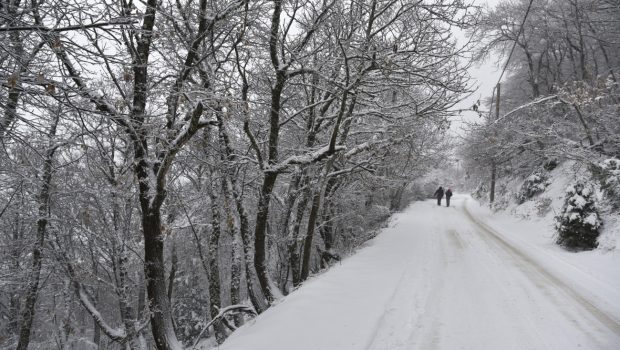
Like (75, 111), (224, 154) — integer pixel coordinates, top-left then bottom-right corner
(543, 159), (559, 171)
(555, 181), (602, 250)
(516, 171), (550, 204)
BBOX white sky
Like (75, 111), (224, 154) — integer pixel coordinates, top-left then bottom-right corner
(452, 0), (505, 132)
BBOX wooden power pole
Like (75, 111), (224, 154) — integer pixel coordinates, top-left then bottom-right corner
(490, 83), (500, 205)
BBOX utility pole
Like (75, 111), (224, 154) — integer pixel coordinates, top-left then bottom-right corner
(490, 83), (500, 205)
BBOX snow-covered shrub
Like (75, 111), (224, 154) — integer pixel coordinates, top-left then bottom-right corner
(492, 183), (510, 211)
(472, 182), (486, 200)
(370, 204), (391, 223)
(516, 171), (550, 204)
(543, 158), (559, 171)
(536, 197), (552, 216)
(592, 158), (620, 209)
(555, 181), (602, 250)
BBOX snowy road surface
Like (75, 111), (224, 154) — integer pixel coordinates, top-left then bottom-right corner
(218, 195), (620, 350)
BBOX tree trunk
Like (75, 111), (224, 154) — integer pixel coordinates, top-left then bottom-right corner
(490, 163), (497, 205)
(207, 183), (225, 343)
(91, 244), (102, 348)
(142, 209), (181, 350)
(572, 104), (595, 147)
(490, 83), (500, 206)
(113, 192), (140, 349)
(167, 242), (177, 304)
(252, 0), (287, 305)
(16, 114), (59, 350)
(228, 175), (266, 314)
(216, 115), (265, 314)
(93, 320), (101, 348)
(253, 172), (279, 303)
(319, 177), (339, 262)
(280, 172), (304, 287)
(168, 240), (179, 336)
(0, 2), (26, 140)
(222, 178), (243, 326)
(571, 1), (589, 82)
(118, 255), (138, 343)
(136, 271), (148, 348)
(130, 0), (181, 346)
(300, 186), (322, 282)
(288, 177), (311, 287)
(524, 49), (541, 98)
(8, 215), (22, 336)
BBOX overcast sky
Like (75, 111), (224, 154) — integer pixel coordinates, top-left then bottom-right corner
(451, 0), (505, 133)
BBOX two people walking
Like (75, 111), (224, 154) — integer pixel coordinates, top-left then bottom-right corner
(434, 186), (453, 207)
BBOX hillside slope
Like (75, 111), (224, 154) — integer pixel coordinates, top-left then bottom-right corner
(474, 160), (619, 252)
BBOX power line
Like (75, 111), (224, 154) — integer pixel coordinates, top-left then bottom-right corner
(488, 0), (536, 118)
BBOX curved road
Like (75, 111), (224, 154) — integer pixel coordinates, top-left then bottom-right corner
(367, 196), (620, 350)
(219, 195), (620, 350)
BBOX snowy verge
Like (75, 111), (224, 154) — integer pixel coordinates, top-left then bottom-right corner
(478, 160), (619, 251)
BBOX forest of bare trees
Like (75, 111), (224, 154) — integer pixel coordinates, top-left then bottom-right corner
(461, 0), (619, 206)
(0, 0), (478, 349)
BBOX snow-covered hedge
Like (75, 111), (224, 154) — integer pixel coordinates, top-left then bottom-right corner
(555, 181), (602, 250)
(516, 171), (550, 204)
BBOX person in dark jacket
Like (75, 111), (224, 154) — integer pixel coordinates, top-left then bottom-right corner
(445, 188), (453, 207)
(434, 186), (444, 206)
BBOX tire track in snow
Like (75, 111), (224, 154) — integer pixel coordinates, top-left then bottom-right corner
(456, 219), (554, 349)
(462, 204), (620, 337)
(364, 206), (447, 350)
(366, 204), (479, 350)
(426, 206), (544, 350)
(361, 251), (420, 350)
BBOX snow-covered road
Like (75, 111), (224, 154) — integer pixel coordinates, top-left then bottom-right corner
(217, 195), (620, 350)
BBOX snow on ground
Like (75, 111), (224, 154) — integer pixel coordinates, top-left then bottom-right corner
(216, 195), (620, 350)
